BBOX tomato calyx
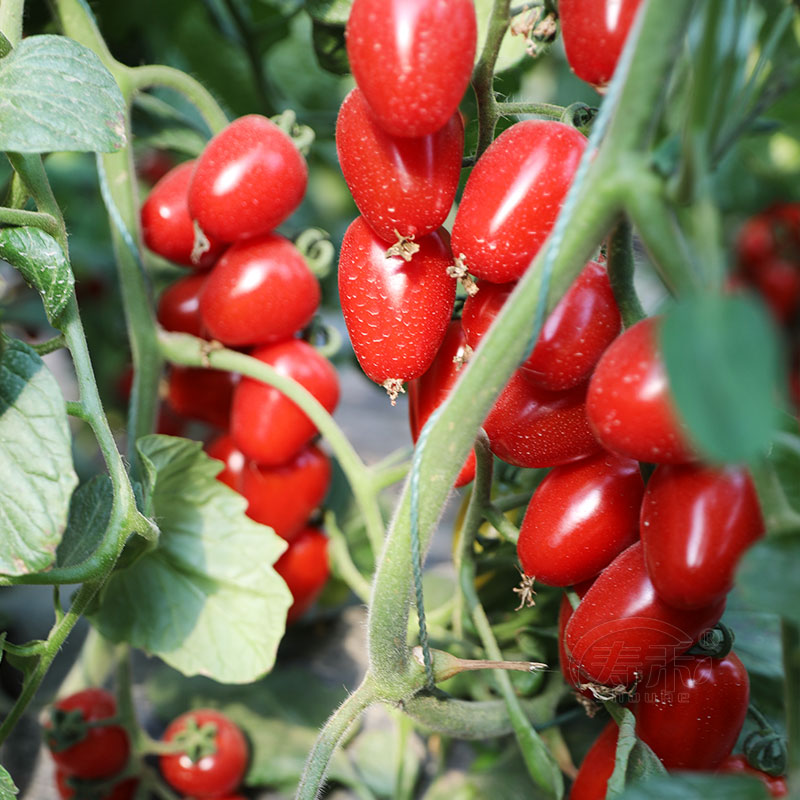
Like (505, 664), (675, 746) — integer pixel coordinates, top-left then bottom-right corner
(382, 378), (406, 406)
(446, 254), (479, 297)
(190, 220), (214, 267)
(384, 230), (421, 262)
(744, 707), (789, 777)
(686, 622), (736, 659)
(270, 109), (315, 155)
(512, 571), (537, 610)
(168, 716), (222, 763)
(46, 709), (121, 753)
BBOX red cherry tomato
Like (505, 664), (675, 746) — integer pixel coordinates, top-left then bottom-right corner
(451, 120), (587, 283)
(338, 218), (455, 395)
(241, 443), (331, 541)
(137, 149), (174, 185)
(586, 316), (696, 464)
(157, 272), (208, 338)
(750, 259), (800, 323)
(159, 709), (248, 798)
(518, 451), (643, 587)
(407, 321), (476, 487)
(719, 755), (789, 798)
(569, 721), (618, 800)
(167, 366), (237, 429)
(336, 88), (464, 243)
(563, 541), (726, 686)
(275, 526), (330, 623)
(559, 0), (643, 90)
(230, 340), (340, 466)
(141, 161), (224, 269)
(199, 233), (320, 346)
(633, 652), (749, 770)
(483, 372), (601, 469)
(737, 214), (777, 270)
(55, 771), (138, 800)
(45, 689), (129, 780)
(462, 262), (621, 391)
(345, 0), (477, 138)
(641, 464), (764, 609)
(206, 434), (246, 491)
(188, 115), (307, 243)
(557, 581), (593, 695)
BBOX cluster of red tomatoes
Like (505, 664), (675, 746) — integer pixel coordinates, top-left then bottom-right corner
(46, 689), (249, 799)
(141, 115), (334, 623)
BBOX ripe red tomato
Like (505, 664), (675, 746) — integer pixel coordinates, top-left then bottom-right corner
(558, 0), (643, 90)
(338, 217), (455, 397)
(563, 541), (726, 686)
(569, 721), (618, 800)
(157, 272), (208, 338)
(241, 443), (331, 541)
(45, 689), (129, 780)
(199, 234), (320, 346)
(749, 259), (800, 323)
(450, 120), (587, 283)
(518, 451), (643, 587)
(336, 88), (464, 244)
(55, 771), (138, 800)
(407, 321), (475, 487)
(586, 316), (696, 464)
(557, 581), (593, 695)
(230, 340), (339, 466)
(167, 366), (237, 429)
(159, 709), (248, 798)
(206, 434), (246, 491)
(188, 115), (307, 243)
(462, 262), (620, 391)
(719, 755), (789, 797)
(737, 214), (776, 270)
(633, 652), (749, 770)
(141, 161), (224, 268)
(483, 372), (601, 469)
(641, 464), (764, 609)
(274, 526), (330, 623)
(345, 0), (477, 138)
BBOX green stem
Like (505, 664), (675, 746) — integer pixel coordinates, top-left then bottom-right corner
(6, 154), (68, 249)
(493, 491), (534, 512)
(57, 627), (120, 698)
(606, 217), (646, 327)
(325, 511), (372, 603)
(370, 461), (411, 493)
(0, 0), (25, 46)
(497, 101), (564, 118)
(783, 619), (800, 773)
(31, 334), (67, 355)
(484, 503), (521, 544)
(0, 207), (60, 238)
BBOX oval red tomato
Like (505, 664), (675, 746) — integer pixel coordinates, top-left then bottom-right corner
(641, 464), (764, 609)
(719, 755), (789, 797)
(557, 581), (593, 695)
(188, 115), (307, 242)
(206, 434), (247, 491)
(157, 272), (208, 338)
(518, 451), (642, 587)
(275, 526), (330, 623)
(336, 88), (464, 244)
(230, 340), (339, 466)
(167, 366), (237, 429)
(200, 233), (320, 346)
(241, 443), (331, 541)
(569, 721), (618, 800)
(345, 0), (477, 138)
(451, 120), (587, 283)
(338, 217), (455, 397)
(586, 316), (696, 464)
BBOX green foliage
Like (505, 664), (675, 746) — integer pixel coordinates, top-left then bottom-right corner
(0, 339), (77, 576)
(737, 534), (800, 627)
(617, 773), (766, 800)
(605, 706), (667, 797)
(89, 435), (292, 683)
(56, 475), (112, 568)
(0, 766), (18, 800)
(0, 36), (125, 153)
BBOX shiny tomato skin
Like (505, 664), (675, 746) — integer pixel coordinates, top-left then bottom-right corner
(586, 316), (696, 464)
(157, 273), (208, 338)
(336, 88), (464, 243)
(559, 0), (643, 90)
(206, 434), (247, 491)
(275, 526), (330, 623)
(719, 755), (789, 797)
(407, 321), (476, 486)
(483, 372), (601, 469)
(345, 0), (477, 138)
(564, 541), (726, 686)
(557, 581), (593, 695)
(641, 464), (764, 609)
(518, 451), (643, 587)
(569, 722), (618, 800)
(141, 161), (224, 268)
(633, 652), (749, 770)
(46, 689), (130, 780)
(462, 262), (620, 391)
(338, 217), (455, 388)
(241, 443), (331, 541)
(230, 340), (339, 466)
(188, 115), (307, 242)
(199, 234), (320, 346)
(451, 120), (587, 283)
(167, 366), (237, 429)
(160, 709), (248, 798)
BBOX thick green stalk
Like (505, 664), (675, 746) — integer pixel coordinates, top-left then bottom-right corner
(0, 0), (25, 46)
(606, 218), (646, 328)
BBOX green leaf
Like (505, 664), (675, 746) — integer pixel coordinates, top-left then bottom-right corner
(0, 35), (125, 153)
(56, 476), (113, 569)
(311, 20), (350, 75)
(605, 706), (667, 797)
(0, 227), (75, 325)
(617, 772), (766, 799)
(0, 339), (77, 576)
(0, 765), (19, 800)
(90, 435), (291, 683)
(305, 0), (352, 25)
(349, 727), (422, 798)
(660, 294), (782, 464)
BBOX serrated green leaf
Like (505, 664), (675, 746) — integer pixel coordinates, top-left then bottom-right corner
(56, 476), (112, 569)
(0, 35), (125, 153)
(89, 435), (291, 683)
(617, 772), (766, 799)
(305, 0), (352, 25)
(0, 339), (77, 576)
(0, 227), (75, 325)
(660, 294), (781, 464)
(0, 765), (19, 800)
(736, 534), (800, 626)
